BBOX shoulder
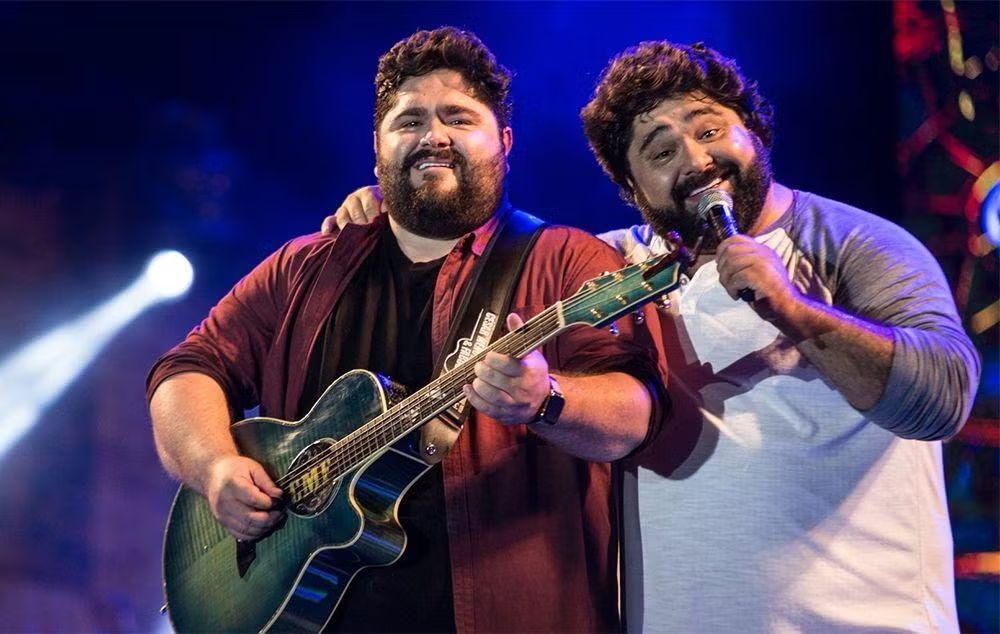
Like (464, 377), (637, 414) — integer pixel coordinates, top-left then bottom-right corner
(532, 224), (627, 267)
(785, 190), (951, 312)
(788, 190), (926, 256)
(270, 221), (382, 273)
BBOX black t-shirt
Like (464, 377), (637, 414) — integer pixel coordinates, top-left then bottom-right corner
(300, 229), (455, 633)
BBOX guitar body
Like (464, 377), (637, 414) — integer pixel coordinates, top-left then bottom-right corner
(163, 370), (432, 632)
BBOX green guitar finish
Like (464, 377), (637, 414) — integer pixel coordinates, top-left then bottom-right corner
(163, 370), (430, 633)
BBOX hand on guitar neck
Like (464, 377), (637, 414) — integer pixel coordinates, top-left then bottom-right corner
(462, 313), (551, 425)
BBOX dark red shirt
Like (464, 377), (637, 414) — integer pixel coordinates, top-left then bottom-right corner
(147, 211), (668, 632)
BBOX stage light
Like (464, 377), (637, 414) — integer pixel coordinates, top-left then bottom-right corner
(0, 251), (194, 459)
(144, 250), (195, 300)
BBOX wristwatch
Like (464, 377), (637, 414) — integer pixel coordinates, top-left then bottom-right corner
(530, 375), (565, 426)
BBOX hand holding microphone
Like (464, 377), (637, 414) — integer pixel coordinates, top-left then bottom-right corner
(697, 189), (755, 302)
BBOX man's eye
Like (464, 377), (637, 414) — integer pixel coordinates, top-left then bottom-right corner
(700, 128), (720, 140)
(401, 121), (421, 128)
(448, 119), (470, 126)
(653, 149), (674, 161)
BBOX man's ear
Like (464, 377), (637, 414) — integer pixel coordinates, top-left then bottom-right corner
(373, 131), (379, 177)
(501, 127), (513, 173)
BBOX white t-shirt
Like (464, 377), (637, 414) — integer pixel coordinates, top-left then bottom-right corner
(601, 191), (978, 633)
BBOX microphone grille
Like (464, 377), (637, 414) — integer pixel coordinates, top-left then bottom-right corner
(696, 188), (734, 218)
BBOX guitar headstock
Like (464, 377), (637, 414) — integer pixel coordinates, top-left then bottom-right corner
(561, 235), (691, 328)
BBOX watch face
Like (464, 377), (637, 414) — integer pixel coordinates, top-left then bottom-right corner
(544, 394), (564, 424)
(541, 388), (565, 425)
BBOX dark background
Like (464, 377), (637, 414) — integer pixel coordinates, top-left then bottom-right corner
(0, 2), (995, 632)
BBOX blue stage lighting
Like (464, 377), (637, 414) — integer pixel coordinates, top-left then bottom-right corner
(0, 251), (194, 458)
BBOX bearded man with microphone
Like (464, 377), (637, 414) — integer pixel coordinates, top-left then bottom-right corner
(581, 41), (979, 632)
(325, 39), (979, 633)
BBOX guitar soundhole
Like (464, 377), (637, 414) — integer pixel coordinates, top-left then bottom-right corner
(286, 440), (341, 518)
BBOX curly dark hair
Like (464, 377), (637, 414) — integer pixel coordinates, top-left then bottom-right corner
(580, 41), (775, 204)
(374, 27), (513, 132)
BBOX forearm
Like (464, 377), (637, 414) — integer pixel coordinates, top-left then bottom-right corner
(528, 372), (652, 462)
(149, 372), (240, 495)
(769, 293), (893, 411)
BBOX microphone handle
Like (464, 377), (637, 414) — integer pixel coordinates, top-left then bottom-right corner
(706, 205), (756, 302)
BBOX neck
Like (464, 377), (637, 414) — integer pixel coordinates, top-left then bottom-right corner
(748, 181), (793, 236)
(387, 215), (460, 263)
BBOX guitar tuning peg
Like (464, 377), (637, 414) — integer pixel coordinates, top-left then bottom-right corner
(608, 322), (620, 337)
(654, 294), (672, 311)
(632, 309), (645, 325)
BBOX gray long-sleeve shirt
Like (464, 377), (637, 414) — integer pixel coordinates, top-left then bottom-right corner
(601, 190), (979, 633)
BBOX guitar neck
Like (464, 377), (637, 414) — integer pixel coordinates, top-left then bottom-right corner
(337, 303), (565, 467)
(301, 249), (685, 489)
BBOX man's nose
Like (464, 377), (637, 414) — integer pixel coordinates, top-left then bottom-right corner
(420, 119), (452, 148)
(681, 138), (713, 177)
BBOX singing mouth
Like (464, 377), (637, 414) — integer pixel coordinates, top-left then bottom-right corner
(415, 161), (456, 171)
(686, 178), (725, 200)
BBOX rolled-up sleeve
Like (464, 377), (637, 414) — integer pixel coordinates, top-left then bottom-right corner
(515, 226), (671, 455)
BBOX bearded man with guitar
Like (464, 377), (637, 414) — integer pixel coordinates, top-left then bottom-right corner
(147, 27), (670, 633)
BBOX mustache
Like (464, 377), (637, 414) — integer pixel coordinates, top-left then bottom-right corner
(403, 149), (467, 171)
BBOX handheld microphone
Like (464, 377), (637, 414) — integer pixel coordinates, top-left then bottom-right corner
(697, 188), (755, 302)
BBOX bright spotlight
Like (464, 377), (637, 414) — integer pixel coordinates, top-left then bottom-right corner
(144, 250), (194, 300)
(0, 251), (195, 458)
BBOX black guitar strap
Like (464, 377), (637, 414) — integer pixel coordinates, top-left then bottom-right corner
(417, 207), (546, 465)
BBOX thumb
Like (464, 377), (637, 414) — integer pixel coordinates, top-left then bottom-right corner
(506, 312), (525, 331)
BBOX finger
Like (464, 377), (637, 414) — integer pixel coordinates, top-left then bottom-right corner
(357, 191), (383, 222)
(321, 215), (337, 234)
(474, 360), (509, 387)
(334, 206), (352, 230)
(240, 509), (276, 532)
(715, 244), (757, 270)
(482, 351), (524, 377)
(462, 383), (499, 418)
(232, 479), (276, 510)
(225, 507), (279, 540)
(344, 198), (367, 225)
(249, 463), (283, 499)
(367, 185), (388, 215)
(471, 377), (517, 408)
(718, 261), (756, 300)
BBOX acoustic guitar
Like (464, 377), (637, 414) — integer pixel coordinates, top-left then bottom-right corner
(162, 245), (688, 632)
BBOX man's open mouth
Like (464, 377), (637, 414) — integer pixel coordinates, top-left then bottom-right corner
(685, 177), (726, 201)
(415, 161), (456, 171)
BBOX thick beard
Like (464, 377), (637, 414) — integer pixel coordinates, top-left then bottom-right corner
(635, 137), (773, 250)
(377, 147), (507, 240)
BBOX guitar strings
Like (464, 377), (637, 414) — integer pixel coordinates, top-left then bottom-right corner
(275, 307), (561, 491)
(274, 258), (666, 495)
(275, 256), (673, 497)
(274, 267), (631, 495)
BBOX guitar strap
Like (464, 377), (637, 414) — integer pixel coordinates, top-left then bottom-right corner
(417, 207), (546, 465)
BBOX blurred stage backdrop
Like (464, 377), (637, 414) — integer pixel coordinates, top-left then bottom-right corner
(0, 2), (996, 632)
